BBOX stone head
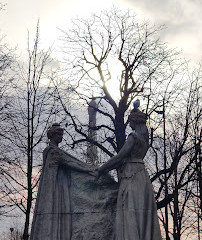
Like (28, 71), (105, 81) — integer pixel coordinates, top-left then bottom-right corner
(47, 123), (64, 146)
(128, 109), (147, 130)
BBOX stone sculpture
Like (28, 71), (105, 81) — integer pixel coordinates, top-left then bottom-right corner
(30, 123), (118, 240)
(31, 99), (162, 240)
(97, 101), (162, 240)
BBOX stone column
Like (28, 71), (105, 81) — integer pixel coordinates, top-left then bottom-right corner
(86, 98), (98, 166)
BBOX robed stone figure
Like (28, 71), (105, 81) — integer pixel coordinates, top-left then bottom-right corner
(30, 124), (93, 240)
(97, 102), (162, 240)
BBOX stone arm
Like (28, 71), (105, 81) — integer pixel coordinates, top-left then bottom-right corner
(98, 134), (135, 174)
(61, 151), (92, 173)
(49, 148), (92, 173)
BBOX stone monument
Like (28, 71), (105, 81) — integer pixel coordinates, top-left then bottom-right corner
(31, 100), (162, 240)
(86, 98), (98, 166)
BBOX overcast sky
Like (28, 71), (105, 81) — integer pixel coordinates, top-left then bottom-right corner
(0, 0), (201, 64)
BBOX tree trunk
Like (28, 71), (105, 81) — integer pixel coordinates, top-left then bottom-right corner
(23, 154), (33, 240)
(114, 110), (126, 152)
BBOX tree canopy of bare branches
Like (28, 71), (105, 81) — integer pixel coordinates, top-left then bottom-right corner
(58, 8), (183, 155)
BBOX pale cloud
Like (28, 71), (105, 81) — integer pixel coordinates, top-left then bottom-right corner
(0, 0), (120, 52)
(0, 0), (201, 63)
(126, 0), (202, 63)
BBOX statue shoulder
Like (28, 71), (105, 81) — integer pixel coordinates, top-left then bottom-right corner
(43, 145), (63, 160)
(128, 131), (146, 146)
(128, 131), (138, 141)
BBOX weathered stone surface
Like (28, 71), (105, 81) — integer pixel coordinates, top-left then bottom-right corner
(71, 171), (118, 239)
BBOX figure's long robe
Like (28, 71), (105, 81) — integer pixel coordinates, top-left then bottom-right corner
(30, 144), (82, 240)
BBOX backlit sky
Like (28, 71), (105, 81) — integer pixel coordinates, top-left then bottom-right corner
(0, 0), (201, 64)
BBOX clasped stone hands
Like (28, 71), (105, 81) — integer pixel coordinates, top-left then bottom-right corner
(88, 166), (103, 179)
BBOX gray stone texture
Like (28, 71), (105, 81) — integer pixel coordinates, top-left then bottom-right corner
(71, 171), (118, 239)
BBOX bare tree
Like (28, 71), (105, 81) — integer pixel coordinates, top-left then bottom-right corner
(150, 65), (202, 239)
(0, 4), (16, 217)
(58, 7), (182, 155)
(0, 22), (57, 240)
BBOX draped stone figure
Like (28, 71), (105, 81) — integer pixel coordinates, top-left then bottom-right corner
(98, 101), (162, 240)
(30, 123), (118, 240)
(30, 123), (93, 240)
